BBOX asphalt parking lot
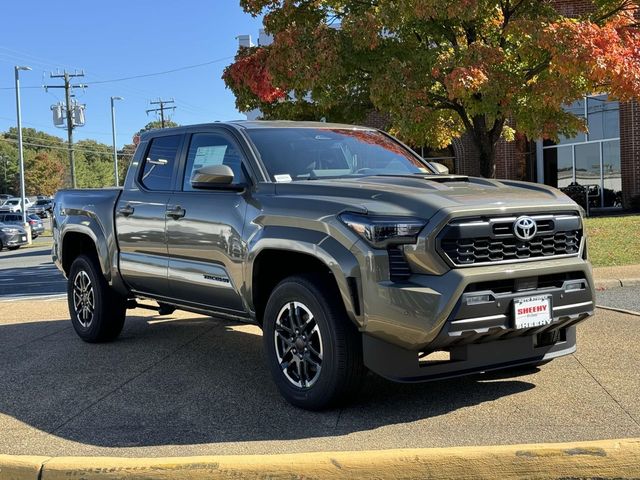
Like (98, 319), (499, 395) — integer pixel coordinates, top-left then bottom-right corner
(0, 297), (638, 458)
(1, 240), (639, 457)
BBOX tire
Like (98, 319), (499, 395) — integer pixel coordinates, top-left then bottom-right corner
(263, 273), (366, 410)
(7, 246), (20, 251)
(0, 239), (3, 251)
(67, 254), (126, 343)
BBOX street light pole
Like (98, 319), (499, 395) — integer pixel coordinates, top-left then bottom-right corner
(110, 96), (124, 187)
(14, 65), (32, 245)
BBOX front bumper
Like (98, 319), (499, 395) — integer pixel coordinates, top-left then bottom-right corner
(359, 255), (594, 382)
(1, 232), (29, 248)
(363, 322), (585, 383)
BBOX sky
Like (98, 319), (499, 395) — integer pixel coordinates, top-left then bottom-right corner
(0, 0), (263, 148)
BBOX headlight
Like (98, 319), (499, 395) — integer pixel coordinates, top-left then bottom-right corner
(339, 212), (426, 248)
(1, 227), (19, 234)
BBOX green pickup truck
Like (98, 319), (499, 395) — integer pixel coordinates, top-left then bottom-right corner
(52, 121), (594, 410)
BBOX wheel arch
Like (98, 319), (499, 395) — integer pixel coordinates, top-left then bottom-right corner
(247, 230), (362, 327)
(60, 229), (104, 277)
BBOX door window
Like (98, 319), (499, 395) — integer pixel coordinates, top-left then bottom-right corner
(183, 133), (247, 191)
(139, 135), (182, 191)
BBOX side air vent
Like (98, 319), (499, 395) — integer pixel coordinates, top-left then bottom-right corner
(387, 246), (412, 282)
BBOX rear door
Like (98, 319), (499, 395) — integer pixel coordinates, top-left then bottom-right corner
(115, 133), (184, 297)
(165, 128), (251, 314)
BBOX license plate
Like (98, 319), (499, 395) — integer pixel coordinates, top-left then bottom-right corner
(21, 236), (26, 241)
(513, 295), (552, 329)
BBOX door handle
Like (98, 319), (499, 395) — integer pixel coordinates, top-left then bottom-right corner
(166, 205), (186, 219)
(117, 204), (135, 216)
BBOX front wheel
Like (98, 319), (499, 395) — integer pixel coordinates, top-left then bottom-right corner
(7, 246), (20, 251)
(263, 274), (366, 410)
(67, 254), (126, 343)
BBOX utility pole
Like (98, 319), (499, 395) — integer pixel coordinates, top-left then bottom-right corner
(146, 98), (175, 128)
(44, 70), (87, 188)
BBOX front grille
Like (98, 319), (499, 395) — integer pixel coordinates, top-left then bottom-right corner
(438, 213), (582, 267)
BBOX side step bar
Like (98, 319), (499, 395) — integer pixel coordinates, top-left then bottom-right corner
(126, 300), (176, 316)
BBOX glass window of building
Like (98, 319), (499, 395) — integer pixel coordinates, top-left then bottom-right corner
(542, 94), (621, 208)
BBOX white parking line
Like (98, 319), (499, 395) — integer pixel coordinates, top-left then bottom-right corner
(0, 293), (66, 303)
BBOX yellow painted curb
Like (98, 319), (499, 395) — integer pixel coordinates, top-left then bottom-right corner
(0, 455), (50, 480)
(2, 438), (640, 480)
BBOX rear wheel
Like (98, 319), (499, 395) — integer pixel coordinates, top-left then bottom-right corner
(67, 254), (126, 343)
(263, 274), (366, 410)
(0, 239), (3, 251)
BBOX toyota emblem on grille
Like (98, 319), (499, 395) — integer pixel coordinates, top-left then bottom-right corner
(513, 216), (537, 241)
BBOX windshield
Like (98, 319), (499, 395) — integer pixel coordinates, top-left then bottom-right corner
(36, 200), (49, 205)
(6, 200), (19, 205)
(246, 128), (433, 181)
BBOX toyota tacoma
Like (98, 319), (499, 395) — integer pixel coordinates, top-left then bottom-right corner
(52, 121), (594, 409)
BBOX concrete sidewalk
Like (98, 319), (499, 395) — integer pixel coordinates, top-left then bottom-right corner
(593, 264), (640, 290)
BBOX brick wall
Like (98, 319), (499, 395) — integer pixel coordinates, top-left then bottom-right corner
(362, 110), (390, 131)
(620, 101), (640, 207)
(552, 0), (595, 17)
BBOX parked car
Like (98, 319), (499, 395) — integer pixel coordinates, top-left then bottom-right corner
(0, 221), (28, 251)
(0, 197), (33, 213)
(0, 194), (12, 202)
(30, 198), (53, 218)
(27, 214), (45, 237)
(0, 213), (44, 238)
(53, 121), (594, 410)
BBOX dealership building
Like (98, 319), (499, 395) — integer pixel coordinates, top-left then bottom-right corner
(238, 0), (640, 211)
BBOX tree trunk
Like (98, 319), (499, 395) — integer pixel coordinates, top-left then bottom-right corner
(476, 135), (497, 178)
(469, 115), (503, 179)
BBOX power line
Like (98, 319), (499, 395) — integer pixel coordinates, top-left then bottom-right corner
(0, 137), (135, 156)
(85, 56), (234, 85)
(0, 55), (234, 90)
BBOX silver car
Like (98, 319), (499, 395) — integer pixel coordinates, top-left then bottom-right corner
(0, 213), (44, 238)
(0, 222), (28, 251)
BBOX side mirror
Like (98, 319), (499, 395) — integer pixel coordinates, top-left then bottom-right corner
(191, 164), (235, 189)
(429, 162), (450, 175)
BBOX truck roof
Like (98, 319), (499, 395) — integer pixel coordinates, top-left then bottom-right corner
(139, 120), (376, 141)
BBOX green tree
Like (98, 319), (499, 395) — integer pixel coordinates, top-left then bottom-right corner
(75, 139), (115, 188)
(117, 143), (137, 186)
(0, 142), (19, 195)
(138, 120), (179, 135)
(224, 0), (640, 177)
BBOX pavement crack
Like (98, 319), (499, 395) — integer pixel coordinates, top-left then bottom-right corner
(333, 407), (343, 432)
(572, 354), (640, 428)
(8, 325), (70, 351)
(49, 325), (218, 435)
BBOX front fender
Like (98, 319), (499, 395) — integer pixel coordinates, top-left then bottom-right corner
(245, 226), (363, 326)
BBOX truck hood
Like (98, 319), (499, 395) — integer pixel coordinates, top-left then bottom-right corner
(273, 175), (578, 219)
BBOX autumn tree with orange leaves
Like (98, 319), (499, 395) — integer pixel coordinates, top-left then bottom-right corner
(223, 0), (640, 178)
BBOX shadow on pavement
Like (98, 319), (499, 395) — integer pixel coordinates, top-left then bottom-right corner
(0, 246), (51, 261)
(0, 313), (535, 448)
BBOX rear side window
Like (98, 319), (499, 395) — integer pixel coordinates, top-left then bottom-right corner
(140, 135), (182, 191)
(182, 133), (247, 191)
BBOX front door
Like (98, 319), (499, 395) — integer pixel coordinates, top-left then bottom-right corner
(166, 131), (249, 314)
(116, 134), (183, 297)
